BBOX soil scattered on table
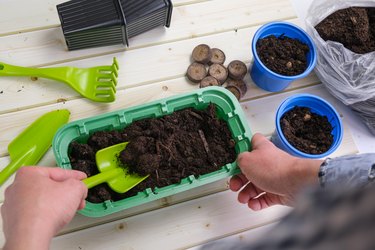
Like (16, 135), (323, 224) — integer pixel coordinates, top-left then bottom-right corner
(69, 104), (236, 203)
(281, 106), (333, 155)
(315, 7), (375, 54)
(256, 35), (309, 76)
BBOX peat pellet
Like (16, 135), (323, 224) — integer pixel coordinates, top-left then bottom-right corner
(186, 62), (207, 83)
(228, 60), (247, 80)
(208, 63), (228, 84)
(200, 76), (220, 88)
(192, 44), (212, 64)
(226, 78), (247, 97)
(209, 48), (226, 65)
(226, 85), (242, 101)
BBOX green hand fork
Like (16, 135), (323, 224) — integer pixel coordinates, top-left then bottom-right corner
(0, 58), (119, 102)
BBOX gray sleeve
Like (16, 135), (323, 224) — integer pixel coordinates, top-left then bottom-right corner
(200, 184), (375, 250)
(200, 154), (375, 250)
(319, 153), (375, 189)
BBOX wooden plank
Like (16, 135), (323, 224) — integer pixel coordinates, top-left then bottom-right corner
(189, 223), (278, 249)
(0, 71), (318, 157)
(0, 0), (213, 36)
(50, 191), (292, 250)
(0, 96), (357, 201)
(0, 85), (358, 238)
(0, 86), (359, 248)
(0, 0), (296, 68)
(0, 130), (358, 248)
(0, 0), (64, 36)
(48, 87), (359, 250)
(0, 18), (302, 115)
(0, 77), (348, 161)
(61, 180), (229, 234)
(0, 84), (357, 201)
(0, 175), (231, 244)
(0, 0), (362, 249)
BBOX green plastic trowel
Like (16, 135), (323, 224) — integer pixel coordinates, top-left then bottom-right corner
(0, 109), (70, 186)
(82, 142), (149, 193)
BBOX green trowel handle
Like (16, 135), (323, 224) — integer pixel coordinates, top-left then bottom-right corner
(82, 168), (124, 189)
(0, 62), (70, 83)
(0, 152), (33, 186)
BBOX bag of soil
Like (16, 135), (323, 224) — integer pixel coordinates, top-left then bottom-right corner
(305, 0), (375, 135)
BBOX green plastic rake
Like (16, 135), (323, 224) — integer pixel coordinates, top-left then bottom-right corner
(0, 58), (119, 102)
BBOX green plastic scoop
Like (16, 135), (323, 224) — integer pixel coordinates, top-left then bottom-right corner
(82, 142), (149, 193)
(0, 109), (70, 186)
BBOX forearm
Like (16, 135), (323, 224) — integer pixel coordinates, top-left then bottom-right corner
(279, 153), (375, 204)
(319, 153), (375, 189)
(4, 237), (50, 250)
(285, 157), (322, 199)
(3, 216), (54, 250)
(294, 157), (323, 187)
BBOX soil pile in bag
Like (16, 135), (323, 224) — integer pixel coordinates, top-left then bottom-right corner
(315, 7), (375, 54)
(306, 1), (375, 135)
(69, 104), (236, 203)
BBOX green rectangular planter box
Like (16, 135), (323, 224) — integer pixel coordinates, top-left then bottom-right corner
(53, 87), (252, 217)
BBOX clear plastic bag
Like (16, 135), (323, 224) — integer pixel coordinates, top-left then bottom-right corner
(305, 0), (375, 135)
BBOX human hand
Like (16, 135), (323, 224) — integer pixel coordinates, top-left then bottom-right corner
(1, 167), (88, 250)
(230, 133), (322, 210)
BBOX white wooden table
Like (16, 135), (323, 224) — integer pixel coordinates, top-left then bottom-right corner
(0, 0), (370, 249)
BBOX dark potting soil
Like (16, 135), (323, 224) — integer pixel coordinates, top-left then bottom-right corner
(281, 106), (333, 155)
(69, 104), (236, 203)
(315, 7), (375, 54)
(256, 35), (310, 76)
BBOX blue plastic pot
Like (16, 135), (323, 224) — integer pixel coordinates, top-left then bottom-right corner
(271, 94), (343, 159)
(250, 22), (317, 92)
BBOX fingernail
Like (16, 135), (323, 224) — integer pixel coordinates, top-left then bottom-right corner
(249, 200), (261, 211)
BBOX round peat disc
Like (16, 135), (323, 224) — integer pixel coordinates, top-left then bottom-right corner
(208, 63), (228, 84)
(228, 60), (247, 80)
(226, 85), (242, 101)
(209, 48), (226, 65)
(226, 78), (248, 97)
(186, 62), (207, 83)
(200, 76), (220, 88)
(192, 44), (212, 64)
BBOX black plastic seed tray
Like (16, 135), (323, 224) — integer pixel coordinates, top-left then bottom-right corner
(57, 0), (173, 50)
